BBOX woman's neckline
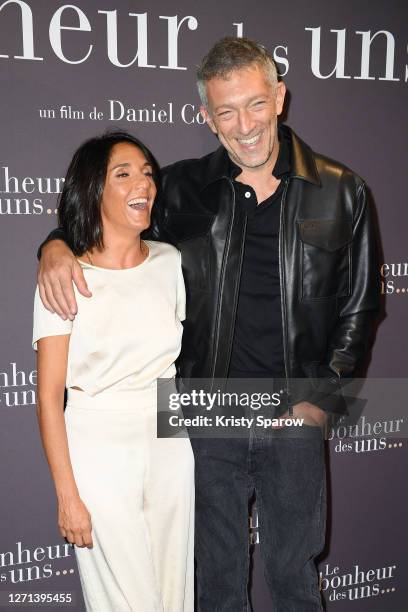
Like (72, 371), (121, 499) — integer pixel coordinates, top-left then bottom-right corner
(77, 240), (152, 272)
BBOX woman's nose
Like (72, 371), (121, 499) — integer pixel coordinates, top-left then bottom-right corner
(133, 174), (150, 190)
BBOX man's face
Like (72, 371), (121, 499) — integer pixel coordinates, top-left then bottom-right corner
(201, 64), (286, 171)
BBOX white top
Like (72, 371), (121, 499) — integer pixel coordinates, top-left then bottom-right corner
(33, 241), (186, 395)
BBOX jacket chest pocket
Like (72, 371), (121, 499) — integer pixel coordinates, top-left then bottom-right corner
(298, 219), (352, 300)
(164, 212), (214, 292)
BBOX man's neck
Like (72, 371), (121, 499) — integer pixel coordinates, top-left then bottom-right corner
(234, 144), (281, 203)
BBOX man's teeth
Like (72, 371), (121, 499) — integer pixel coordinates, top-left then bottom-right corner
(128, 198), (147, 209)
(238, 134), (261, 145)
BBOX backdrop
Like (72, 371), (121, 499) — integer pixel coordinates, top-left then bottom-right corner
(0, 1), (407, 610)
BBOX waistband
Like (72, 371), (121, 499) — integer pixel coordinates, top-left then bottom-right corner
(66, 378), (177, 411)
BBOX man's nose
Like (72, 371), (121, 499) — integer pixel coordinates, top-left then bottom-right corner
(237, 110), (255, 135)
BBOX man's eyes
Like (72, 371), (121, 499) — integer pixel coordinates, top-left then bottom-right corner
(217, 101), (266, 117)
(217, 111), (233, 119)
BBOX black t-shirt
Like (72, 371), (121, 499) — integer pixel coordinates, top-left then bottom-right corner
(228, 130), (292, 379)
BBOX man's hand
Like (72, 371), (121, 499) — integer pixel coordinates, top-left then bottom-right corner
(273, 401), (328, 429)
(291, 401), (328, 427)
(38, 240), (91, 320)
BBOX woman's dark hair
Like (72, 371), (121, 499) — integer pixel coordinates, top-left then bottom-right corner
(57, 131), (161, 255)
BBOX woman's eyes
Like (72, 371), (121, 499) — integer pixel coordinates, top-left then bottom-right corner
(115, 171), (153, 178)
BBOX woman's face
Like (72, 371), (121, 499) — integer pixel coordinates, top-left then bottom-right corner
(100, 142), (156, 236)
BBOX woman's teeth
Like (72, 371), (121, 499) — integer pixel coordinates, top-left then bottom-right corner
(128, 198), (147, 209)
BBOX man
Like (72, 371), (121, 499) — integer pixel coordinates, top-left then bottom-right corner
(38, 38), (379, 611)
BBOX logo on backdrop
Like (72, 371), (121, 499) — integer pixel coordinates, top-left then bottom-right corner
(0, 540), (74, 584)
(37, 100), (208, 127)
(320, 562), (397, 603)
(305, 27), (405, 82)
(381, 263), (408, 296)
(328, 415), (404, 454)
(0, 363), (36, 407)
(251, 516), (399, 603)
(0, 2), (406, 82)
(0, 167), (63, 215)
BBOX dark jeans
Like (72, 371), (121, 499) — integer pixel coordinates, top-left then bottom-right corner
(191, 427), (326, 612)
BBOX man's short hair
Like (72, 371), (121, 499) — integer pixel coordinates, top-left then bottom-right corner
(197, 36), (278, 108)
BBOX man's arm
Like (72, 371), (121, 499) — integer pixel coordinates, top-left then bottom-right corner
(325, 182), (379, 374)
(37, 228), (67, 260)
(37, 229), (91, 320)
(301, 181), (380, 419)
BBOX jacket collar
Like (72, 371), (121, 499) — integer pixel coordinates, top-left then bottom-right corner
(202, 124), (321, 190)
(287, 125), (321, 186)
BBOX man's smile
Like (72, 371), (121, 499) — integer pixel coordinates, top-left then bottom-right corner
(236, 132), (262, 147)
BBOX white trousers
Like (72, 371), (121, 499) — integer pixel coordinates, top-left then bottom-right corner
(65, 387), (195, 612)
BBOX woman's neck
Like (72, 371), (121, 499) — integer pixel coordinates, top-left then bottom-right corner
(86, 233), (148, 270)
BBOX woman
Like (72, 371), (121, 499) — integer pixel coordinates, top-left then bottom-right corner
(33, 132), (194, 611)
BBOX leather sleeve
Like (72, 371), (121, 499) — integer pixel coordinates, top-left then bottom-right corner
(327, 182), (380, 377)
(307, 183), (380, 417)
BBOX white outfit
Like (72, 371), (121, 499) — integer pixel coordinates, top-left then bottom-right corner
(33, 241), (194, 612)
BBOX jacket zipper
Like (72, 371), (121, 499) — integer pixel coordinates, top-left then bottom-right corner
(279, 179), (292, 415)
(225, 209), (247, 376)
(210, 178), (236, 383)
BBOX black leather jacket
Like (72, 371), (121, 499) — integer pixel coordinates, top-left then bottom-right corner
(154, 125), (380, 414)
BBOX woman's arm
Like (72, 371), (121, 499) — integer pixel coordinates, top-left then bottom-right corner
(37, 335), (93, 548)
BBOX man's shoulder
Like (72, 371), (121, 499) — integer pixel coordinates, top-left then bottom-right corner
(310, 149), (369, 220)
(313, 149), (365, 191)
(162, 153), (211, 173)
(162, 148), (222, 186)
(284, 124), (366, 192)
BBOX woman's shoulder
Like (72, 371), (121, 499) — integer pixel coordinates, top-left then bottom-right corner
(146, 240), (180, 259)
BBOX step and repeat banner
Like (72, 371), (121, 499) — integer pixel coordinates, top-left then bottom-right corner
(0, 1), (407, 610)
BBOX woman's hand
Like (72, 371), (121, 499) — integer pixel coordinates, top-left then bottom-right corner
(58, 494), (93, 548)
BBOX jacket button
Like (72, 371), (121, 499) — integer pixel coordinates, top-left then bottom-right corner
(245, 191), (251, 199)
